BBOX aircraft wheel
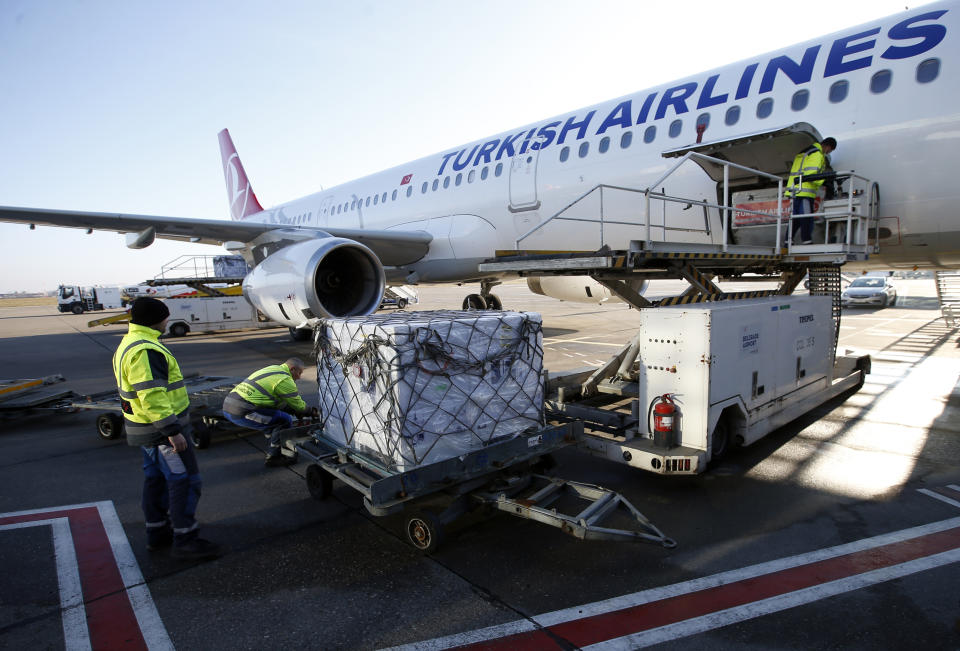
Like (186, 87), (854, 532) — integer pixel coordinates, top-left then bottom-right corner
(96, 413), (124, 440)
(484, 294), (502, 310)
(462, 294), (487, 310)
(289, 326), (312, 342)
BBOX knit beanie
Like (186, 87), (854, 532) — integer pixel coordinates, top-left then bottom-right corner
(130, 297), (170, 327)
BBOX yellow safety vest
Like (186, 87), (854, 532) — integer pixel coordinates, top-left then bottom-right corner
(113, 323), (190, 446)
(223, 364), (306, 416)
(786, 142), (827, 199)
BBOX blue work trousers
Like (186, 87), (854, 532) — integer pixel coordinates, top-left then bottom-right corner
(142, 438), (202, 545)
(222, 408), (293, 457)
(791, 197), (815, 243)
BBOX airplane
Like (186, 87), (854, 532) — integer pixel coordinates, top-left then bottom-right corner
(1, 1), (956, 330)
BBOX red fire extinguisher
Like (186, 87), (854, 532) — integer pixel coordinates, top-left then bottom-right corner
(648, 394), (677, 448)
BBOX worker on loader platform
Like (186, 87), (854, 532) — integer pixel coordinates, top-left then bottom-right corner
(113, 297), (221, 560)
(222, 358), (317, 467)
(785, 136), (836, 244)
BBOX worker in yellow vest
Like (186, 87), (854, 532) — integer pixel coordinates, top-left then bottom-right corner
(222, 358), (317, 466)
(785, 137), (836, 244)
(114, 297), (221, 560)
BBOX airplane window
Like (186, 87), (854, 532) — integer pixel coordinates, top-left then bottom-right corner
(579, 142), (589, 158)
(421, 182), (428, 194)
(643, 125), (656, 144)
(756, 98), (774, 118)
(382, 192), (387, 202)
(495, 163), (503, 176)
(365, 197), (371, 206)
(468, 170), (476, 183)
(669, 119), (682, 138)
(350, 199), (357, 210)
(481, 166), (489, 180)
(432, 179), (439, 191)
(560, 146), (570, 162)
(455, 173), (462, 186)
(725, 105), (740, 126)
(696, 113), (710, 130)
(337, 205), (341, 214)
(828, 80), (848, 103)
(871, 70), (892, 94)
(620, 131), (632, 149)
(443, 176), (450, 189)
(599, 136), (610, 154)
(373, 194), (379, 205)
(791, 89), (809, 111)
(392, 189), (398, 200)
(406, 186), (413, 197)
(916, 58), (940, 83)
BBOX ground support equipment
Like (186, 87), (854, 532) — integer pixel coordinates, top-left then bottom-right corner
(70, 375), (243, 447)
(294, 421), (675, 552)
(0, 375), (79, 418)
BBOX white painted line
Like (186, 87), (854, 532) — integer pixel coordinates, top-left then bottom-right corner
(585, 549), (960, 649)
(918, 488), (960, 510)
(0, 518), (91, 651)
(96, 502), (174, 651)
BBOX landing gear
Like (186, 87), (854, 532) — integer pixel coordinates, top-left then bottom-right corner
(461, 279), (502, 311)
(484, 294), (502, 310)
(462, 294), (487, 310)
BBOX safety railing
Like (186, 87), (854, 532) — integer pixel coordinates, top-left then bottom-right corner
(515, 151), (878, 258)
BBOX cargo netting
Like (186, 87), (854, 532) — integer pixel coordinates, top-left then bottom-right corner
(314, 310), (544, 471)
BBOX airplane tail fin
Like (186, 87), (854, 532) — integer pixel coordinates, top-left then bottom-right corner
(218, 128), (264, 221)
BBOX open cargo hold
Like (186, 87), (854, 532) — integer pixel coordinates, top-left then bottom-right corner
(315, 310), (545, 472)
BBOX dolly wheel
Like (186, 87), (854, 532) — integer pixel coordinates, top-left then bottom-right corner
(192, 424), (212, 450)
(306, 464), (333, 501)
(96, 413), (124, 440)
(405, 511), (445, 553)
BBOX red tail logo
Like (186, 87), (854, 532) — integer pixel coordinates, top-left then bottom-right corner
(218, 129), (264, 221)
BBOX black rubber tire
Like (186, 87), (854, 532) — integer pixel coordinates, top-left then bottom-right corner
(397, 298), (408, 309)
(405, 510), (445, 553)
(880, 295), (888, 308)
(462, 294), (487, 310)
(192, 424), (212, 450)
(890, 294), (897, 306)
(289, 326), (312, 342)
(169, 322), (189, 337)
(306, 464), (334, 501)
(710, 419), (730, 464)
(96, 413), (124, 440)
(484, 294), (503, 310)
(71, 304), (83, 315)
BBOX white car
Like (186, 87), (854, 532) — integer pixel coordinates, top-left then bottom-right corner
(841, 276), (897, 308)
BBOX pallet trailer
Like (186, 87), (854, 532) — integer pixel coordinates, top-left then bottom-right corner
(293, 421), (676, 553)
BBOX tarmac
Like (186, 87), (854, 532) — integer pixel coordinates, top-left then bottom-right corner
(1, 277), (958, 650)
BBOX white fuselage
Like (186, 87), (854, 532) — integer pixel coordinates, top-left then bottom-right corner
(239, 2), (960, 277)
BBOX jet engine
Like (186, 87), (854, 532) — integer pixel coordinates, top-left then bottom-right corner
(527, 276), (648, 304)
(242, 237), (385, 326)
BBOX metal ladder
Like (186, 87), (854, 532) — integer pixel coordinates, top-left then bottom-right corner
(807, 265), (843, 362)
(935, 271), (960, 326)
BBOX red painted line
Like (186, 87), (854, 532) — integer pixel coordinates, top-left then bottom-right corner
(0, 507), (147, 650)
(459, 526), (960, 650)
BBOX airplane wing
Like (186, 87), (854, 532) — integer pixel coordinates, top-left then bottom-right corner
(0, 205), (432, 267)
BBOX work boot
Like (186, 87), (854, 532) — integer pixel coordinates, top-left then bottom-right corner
(146, 527), (173, 551)
(264, 453), (296, 467)
(171, 538), (223, 560)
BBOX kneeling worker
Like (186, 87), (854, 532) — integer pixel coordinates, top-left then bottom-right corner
(222, 357), (316, 466)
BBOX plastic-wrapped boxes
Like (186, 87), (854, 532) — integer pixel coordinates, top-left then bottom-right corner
(316, 310), (544, 471)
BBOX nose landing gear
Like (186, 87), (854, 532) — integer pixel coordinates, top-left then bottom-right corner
(463, 280), (502, 311)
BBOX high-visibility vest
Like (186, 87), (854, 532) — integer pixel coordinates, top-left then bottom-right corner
(113, 323), (190, 447)
(223, 364), (306, 417)
(786, 142), (827, 199)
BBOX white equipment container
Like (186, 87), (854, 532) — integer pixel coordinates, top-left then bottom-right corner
(578, 295), (865, 474)
(316, 310), (544, 471)
(164, 295), (274, 336)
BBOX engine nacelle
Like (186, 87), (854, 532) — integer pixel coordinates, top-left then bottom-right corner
(242, 237), (385, 326)
(527, 276), (648, 304)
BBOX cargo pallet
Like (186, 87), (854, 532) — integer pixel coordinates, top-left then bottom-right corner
(294, 421), (675, 553)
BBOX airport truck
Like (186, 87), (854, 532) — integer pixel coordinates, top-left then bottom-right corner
(163, 295), (277, 337)
(549, 295), (869, 475)
(57, 285), (123, 314)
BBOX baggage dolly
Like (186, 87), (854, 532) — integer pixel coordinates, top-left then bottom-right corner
(69, 375), (243, 448)
(294, 421), (676, 553)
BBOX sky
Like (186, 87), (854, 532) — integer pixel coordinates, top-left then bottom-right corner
(0, 0), (923, 293)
